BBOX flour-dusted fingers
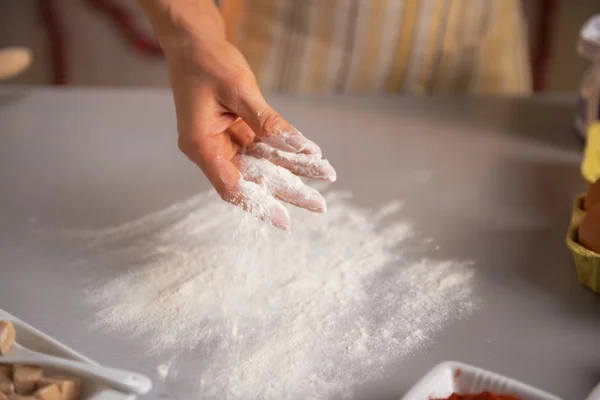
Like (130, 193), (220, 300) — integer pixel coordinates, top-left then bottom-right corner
(245, 142), (337, 182)
(242, 105), (321, 156)
(178, 131), (291, 230)
(231, 179), (292, 230)
(254, 123), (322, 157)
(201, 160), (292, 230)
(224, 84), (322, 156)
(185, 153), (291, 230)
(235, 155), (327, 213)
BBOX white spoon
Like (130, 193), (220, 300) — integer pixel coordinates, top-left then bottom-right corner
(587, 382), (600, 400)
(1, 341), (152, 395)
(0, 47), (32, 80)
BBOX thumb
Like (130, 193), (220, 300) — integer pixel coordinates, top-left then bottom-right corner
(230, 83), (322, 156)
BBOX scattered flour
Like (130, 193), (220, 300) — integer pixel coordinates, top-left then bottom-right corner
(77, 189), (476, 399)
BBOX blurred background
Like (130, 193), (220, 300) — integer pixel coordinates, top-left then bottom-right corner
(0, 0), (598, 93)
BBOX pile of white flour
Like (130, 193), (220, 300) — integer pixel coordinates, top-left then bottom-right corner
(78, 189), (476, 399)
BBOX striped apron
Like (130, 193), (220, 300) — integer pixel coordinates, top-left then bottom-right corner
(222, 0), (532, 94)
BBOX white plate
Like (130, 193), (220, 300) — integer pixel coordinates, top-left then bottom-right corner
(0, 307), (137, 400)
(402, 361), (563, 400)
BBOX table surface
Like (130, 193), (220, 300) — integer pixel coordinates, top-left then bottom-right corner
(0, 87), (598, 400)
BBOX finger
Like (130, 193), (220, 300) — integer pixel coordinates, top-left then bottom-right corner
(199, 158), (292, 230)
(225, 117), (256, 148)
(235, 154), (327, 213)
(179, 130), (240, 195)
(224, 83), (322, 156)
(231, 179), (292, 230)
(245, 142), (337, 182)
(179, 133), (291, 230)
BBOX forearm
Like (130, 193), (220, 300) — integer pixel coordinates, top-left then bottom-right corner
(137, 0), (226, 51)
(137, 0), (332, 228)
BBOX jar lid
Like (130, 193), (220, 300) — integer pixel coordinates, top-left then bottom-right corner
(579, 15), (600, 60)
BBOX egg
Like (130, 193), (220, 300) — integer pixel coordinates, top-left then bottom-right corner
(579, 203), (600, 253)
(583, 179), (600, 210)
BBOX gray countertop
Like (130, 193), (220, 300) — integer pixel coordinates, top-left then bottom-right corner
(0, 87), (598, 399)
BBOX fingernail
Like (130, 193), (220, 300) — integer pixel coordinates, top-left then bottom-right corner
(236, 179), (292, 230)
(283, 133), (322, 156)
(270, 202), (292, 230)
(320, 161), (337, 182)
(305, 189), (327, 213)
(260, 135), (299, 153)
(300, 139), (323, 157)
(307, 159), (336, 182)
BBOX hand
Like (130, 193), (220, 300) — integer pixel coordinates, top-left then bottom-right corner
(139, 0), (336, 230)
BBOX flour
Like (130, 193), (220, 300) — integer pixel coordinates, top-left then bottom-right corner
(79, 189), (476, 400)
(238, 154), (327, 213)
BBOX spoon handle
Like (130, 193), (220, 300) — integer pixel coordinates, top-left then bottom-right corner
(587, 382), (600, 400)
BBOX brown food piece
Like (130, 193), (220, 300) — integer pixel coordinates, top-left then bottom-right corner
(13, 366), (42, 395)
(0, 391), (6, 400)
(33, 385), (60, 400)
(8, 396), (36, 400)
(0, 322), (16, 355)
(579, 203), (600, 253)
(584, 179), (600, 210)
(38, 377), (80, 400)
(0, 366), (11, 380)
(0, 375), (14, 395)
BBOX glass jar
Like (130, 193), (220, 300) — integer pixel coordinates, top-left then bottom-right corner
(575, 15), (600, 143)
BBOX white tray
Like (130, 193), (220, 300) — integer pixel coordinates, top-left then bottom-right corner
(402, 361), (563, 400)
(0, 308), (137, 400)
